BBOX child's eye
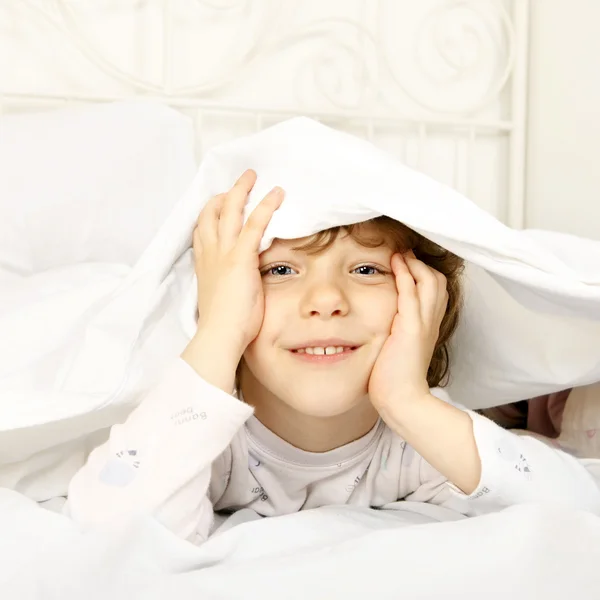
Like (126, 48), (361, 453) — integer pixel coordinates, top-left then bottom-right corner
(261, 264), (296, 277)
(352, 264), (387, 276)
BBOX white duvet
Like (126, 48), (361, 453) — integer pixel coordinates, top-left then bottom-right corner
(1, 114), (600, 598)
(1, 489), (600, 600)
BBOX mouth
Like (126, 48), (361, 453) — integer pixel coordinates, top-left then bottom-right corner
(287, 340), (361, 363)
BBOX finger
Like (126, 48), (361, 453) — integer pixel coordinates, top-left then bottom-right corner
(403, 255), (441, 319)
(437, 297), (450, 332)
(197, 193), (225, 226)
(406, 257), (450, 333)
(434, 271), (449, 314)
(427, 269), (448, 319)
(237, 186), (284, 253)
(219, 169), (258, 248)
(391, 254), (421, 327)
(437, 291), (450, 328)
(192, 225), (202, 255)
(197, 193), (226, 246)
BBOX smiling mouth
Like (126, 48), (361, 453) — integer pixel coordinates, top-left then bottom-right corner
(290, 346), (358, 356)
(288, 345), (360, 363)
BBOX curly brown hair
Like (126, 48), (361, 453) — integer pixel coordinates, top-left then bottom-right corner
(289, 216), (465, 388)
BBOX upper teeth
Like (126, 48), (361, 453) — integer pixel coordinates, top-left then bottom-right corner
(296, 346), (350, 355)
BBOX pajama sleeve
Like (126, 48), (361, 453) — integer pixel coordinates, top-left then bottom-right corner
(406, 410), (600, 515)
(64, 357), (253, 544)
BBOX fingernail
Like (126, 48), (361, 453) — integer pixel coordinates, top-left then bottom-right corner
(272, 186), (284, 197)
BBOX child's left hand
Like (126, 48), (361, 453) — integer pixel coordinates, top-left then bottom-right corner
(368, 251), (449, 413)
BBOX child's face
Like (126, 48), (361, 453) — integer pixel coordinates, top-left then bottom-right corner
(241, 222), (398, 417)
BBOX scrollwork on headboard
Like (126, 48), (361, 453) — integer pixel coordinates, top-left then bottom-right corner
(0, 0), (529, 227)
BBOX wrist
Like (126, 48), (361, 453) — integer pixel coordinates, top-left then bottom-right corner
(181, 330), (243, 393)
(376, 390), (433, 430)
(373, 383), (430, 412)
(192, 327), (245, 357)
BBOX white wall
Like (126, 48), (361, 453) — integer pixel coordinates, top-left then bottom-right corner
(526, 0), (600, 239)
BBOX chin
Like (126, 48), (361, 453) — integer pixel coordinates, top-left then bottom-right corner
(277, 386), (368, 418)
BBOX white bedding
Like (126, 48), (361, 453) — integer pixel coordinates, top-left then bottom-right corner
(2, 112), (600, 597)
(1, 489), (599, 599)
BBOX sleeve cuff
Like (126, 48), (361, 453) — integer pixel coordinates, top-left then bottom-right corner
(444, 410), (512, 508)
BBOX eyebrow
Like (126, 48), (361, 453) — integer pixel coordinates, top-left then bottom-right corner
(261, 245), (393, 261)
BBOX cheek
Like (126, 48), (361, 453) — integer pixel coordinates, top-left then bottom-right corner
(362, 287), (398, 333)
(242, 337), (272, 382)
(243, 330), (270, 370)
(260, 288), (293, 333)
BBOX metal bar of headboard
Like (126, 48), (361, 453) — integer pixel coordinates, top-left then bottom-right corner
(0, 92), (515, 133)
(507, 0), (530, 229)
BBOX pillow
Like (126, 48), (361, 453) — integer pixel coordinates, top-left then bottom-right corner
(0, 101), (197, 274)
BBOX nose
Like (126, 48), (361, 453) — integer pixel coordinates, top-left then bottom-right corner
(299, 278), (350, 319)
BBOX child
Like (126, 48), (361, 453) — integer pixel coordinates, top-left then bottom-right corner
(66, 170), (600, 545)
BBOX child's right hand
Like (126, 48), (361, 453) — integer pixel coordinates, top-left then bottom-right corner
(181, 170), (284, 390)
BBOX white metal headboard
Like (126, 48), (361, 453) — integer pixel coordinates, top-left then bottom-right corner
(0, 0), (529, 227)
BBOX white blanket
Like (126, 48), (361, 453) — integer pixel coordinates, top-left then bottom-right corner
(2, 115), (600, 597)
(1, 489), (600, 599)
(2, 116), (600, 500)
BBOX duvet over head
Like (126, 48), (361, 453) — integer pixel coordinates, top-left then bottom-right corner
(183, 117), (600, 408)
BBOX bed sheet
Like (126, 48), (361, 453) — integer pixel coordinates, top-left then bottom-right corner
(1, 488), (599, 600)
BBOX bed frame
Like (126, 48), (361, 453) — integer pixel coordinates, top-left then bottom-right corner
(0, 0), (529, 227)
